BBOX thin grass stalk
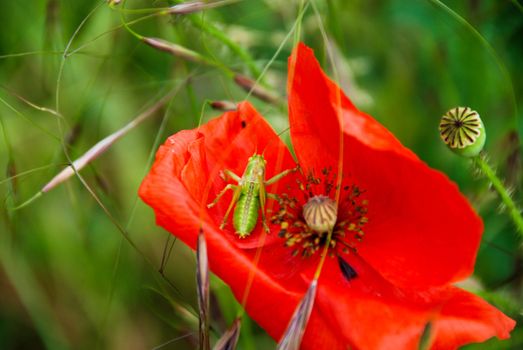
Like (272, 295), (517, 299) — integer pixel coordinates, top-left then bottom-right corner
(233, 74), (281, 105)
(11, 88), (178, 210)
(0, 85), (62, 118)
(213, 318), (242, 350)
(0, 95), (60, 140)
(143, 37), (211, 65)
(277, 227), (334, 349)
(171, 0), (260, 77)
(276, 8), (345, 348)
(209, 100), (237, 111)
(240, 1), (309, 109)
(42, 93), (169, 192)
(143, 36), (286, 107)
(151, 333), (196, 350)
(276, 280), (318, 350)
(197, 229), (211, 350)
(418, 322), (434, 350)
(428, 0), (519, 130)
(169, 0), (239, 15)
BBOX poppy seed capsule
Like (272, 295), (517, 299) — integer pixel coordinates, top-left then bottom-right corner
(302, 195), (338, 233)
(439, 107), (486, 157)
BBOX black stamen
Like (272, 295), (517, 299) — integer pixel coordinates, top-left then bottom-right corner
(338, 256), (358, 281)
(241, 120), (247, 128)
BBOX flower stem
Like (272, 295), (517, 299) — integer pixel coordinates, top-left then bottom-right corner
(313, 229), (334, 280)
(473, 154), (523, 234)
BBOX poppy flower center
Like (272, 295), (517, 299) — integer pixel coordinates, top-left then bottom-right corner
(271, 168), (368, 258)
(302, 195), (338, 233)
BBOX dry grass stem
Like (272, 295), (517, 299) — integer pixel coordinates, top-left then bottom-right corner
(213, 318), (241, 350)
(233, 74), (281, 104)
(41, 90), (177, 193)
(276, 280), (318, 350)
(169, 1), (237, 15)
(143, 37), (208, 64)
(197, 229), (211, 350)
(210, 100), (237, 111)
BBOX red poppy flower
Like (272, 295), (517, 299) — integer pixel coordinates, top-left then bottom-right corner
(139, 43), (515, 349)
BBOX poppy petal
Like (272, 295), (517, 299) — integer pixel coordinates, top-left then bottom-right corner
(305, 257), (515, 350)
(345, 140), (482, 289)
(430, 288), (516, 349)
(287, 43), (417, 178)
(288, 43), (482, 289)
(138, 103), (306, 335)
(140, 102), (297, 249)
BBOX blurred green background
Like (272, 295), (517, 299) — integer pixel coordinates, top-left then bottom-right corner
(0, 0), (522, 349)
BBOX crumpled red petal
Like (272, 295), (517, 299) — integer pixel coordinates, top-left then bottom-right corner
(288, 43), (482, 289)
(141, 102), (296, 249)
(138, 101), (306, 336)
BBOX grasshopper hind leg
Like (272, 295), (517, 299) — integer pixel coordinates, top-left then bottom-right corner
(219, 185), (241, 230)
(207, 184), (237, 208)
(258, 173), (271, 233)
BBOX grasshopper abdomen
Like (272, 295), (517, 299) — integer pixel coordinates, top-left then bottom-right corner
(233, 186), (260, 238)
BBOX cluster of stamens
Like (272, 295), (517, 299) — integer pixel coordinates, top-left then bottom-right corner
(271, 167), (368, 258)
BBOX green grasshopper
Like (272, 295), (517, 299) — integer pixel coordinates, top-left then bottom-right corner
(208, 154), (297, 238)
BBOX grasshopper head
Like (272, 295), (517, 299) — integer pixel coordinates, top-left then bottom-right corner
(248, 154), (267, 166)
(246, 154), (267, 176)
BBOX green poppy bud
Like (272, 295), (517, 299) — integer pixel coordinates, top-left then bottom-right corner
(439, 107), (486, 157)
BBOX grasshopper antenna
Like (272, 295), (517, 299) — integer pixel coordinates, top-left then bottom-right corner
(260, 126), (291, 157)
